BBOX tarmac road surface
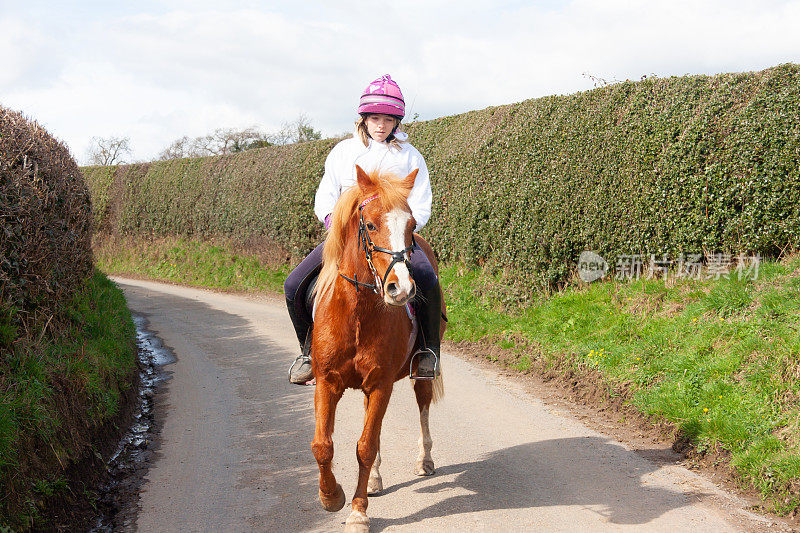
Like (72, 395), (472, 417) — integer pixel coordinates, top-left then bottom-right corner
(113, 277), (788, 532)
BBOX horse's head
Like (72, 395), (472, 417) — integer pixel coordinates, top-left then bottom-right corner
(355, 164), (419, 306)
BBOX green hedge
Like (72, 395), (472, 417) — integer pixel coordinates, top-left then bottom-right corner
(1, 106), (137, 529)
(84, 63), (800, 295)
(1, 106), (93, 333)
(85, 141), (336, 264)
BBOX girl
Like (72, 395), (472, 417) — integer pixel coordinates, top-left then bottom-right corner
(285, 74), (441, 383)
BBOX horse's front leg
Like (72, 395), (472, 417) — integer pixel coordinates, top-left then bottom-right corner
(312, 379), (345, 512)
(346, 385), (392, 532)
(363, 395), (383, 495)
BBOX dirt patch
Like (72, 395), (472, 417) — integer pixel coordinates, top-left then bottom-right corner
(23, 368), (140, 532)
(625, 291), (667, 318)
(444, 337), (800, 531)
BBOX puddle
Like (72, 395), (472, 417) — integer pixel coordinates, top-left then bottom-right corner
(90, 313), (175, 532)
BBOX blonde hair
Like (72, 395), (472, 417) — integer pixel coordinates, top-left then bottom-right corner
(355, 115), (405, 150)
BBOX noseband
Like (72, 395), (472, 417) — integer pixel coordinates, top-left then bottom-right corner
(339, 194), (415, 296)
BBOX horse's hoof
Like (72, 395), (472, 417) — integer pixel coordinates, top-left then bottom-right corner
(415, 459), (435, 476)
(344, 510), (370, 532)
(319, 483), (346, 512)
(367, 474), (383, 495)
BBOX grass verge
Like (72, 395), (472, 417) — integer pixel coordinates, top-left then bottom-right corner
(0, 270), (138, 530)
(440, 258), (800, 517)
(93, 235), (288, 294)
(94, 236), (800, 516)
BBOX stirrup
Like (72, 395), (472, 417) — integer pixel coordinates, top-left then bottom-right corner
(410, 348), (439, 380)
(288, 353), (314, 385)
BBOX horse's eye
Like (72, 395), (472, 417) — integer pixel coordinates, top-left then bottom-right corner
(366, 222), (377, 231)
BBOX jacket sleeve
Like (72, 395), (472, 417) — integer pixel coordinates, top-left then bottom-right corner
(406, 151), (432, 231)
(314, 146), (341, 223)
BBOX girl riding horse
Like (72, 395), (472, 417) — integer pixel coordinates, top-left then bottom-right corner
(284, 74), (441, 383)
(310, 164), (445, 532)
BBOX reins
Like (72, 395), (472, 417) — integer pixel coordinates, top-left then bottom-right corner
(339, 272), (380, 293)
(339, 194), (415, 296)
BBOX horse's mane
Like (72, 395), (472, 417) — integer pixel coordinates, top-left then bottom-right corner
(315, 170), (414, 303)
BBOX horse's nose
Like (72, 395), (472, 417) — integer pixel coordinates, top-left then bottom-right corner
(386, 282), (399, 297)
(385, 281), (412, 305)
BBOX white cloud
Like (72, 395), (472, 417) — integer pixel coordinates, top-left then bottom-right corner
(0, 17), (64, 91)
(1, 1), (799, 163)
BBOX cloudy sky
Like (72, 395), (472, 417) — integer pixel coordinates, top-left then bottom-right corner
(2, 0), (799, 163)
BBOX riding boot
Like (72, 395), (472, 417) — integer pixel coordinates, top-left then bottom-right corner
(411, 282), (442, 379)
(286, 296), (314, 384)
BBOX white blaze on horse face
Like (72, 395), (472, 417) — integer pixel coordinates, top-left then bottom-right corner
(385, 208), (413, 295)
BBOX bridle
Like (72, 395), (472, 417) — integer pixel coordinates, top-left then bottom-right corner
(339, 194), (415, 296)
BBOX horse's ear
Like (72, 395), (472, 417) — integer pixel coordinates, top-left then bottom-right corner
(402, 169), (419, 191)
(356, 165), (373, 191)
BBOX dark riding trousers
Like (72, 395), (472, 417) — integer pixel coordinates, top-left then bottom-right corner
(284, 241), (438, 328)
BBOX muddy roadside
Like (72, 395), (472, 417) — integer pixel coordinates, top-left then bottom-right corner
(36, 313), (175, 532)
(88, 314), (176, 532)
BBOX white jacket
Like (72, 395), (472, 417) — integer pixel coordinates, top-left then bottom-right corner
(314, 131), (433, 231)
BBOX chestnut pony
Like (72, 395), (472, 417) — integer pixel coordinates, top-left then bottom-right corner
(311, 165), (445, 532)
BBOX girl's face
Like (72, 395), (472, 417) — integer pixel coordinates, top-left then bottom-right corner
(365, 114), (398, 142)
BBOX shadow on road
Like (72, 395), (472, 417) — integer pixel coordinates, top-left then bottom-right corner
(370, 438), (706, 531)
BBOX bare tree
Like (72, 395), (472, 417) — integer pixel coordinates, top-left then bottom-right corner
(158, 127), (272, 160)
(272, 114), (322, 145)
(156, 117), (323, 161)
(158, 135), (193, 160)
(208, 127), (272, 154)
(87, 136), (132, 165)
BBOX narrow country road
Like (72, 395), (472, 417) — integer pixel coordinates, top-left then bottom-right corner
(114, 277), (783, 532)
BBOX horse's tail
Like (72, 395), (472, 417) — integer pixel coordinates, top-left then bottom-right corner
(431, 366), (444, 404)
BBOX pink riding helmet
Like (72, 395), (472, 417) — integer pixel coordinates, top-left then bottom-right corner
(358, 74), (405, 118)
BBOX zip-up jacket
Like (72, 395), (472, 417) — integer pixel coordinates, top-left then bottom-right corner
(313, 131), (433, 231)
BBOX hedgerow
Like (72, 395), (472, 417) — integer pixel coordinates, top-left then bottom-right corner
(86, 141), (336, 263)
(84, 63), (800, 298)
(1, 107), (93, 328)
(1, 106), (136, 530)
